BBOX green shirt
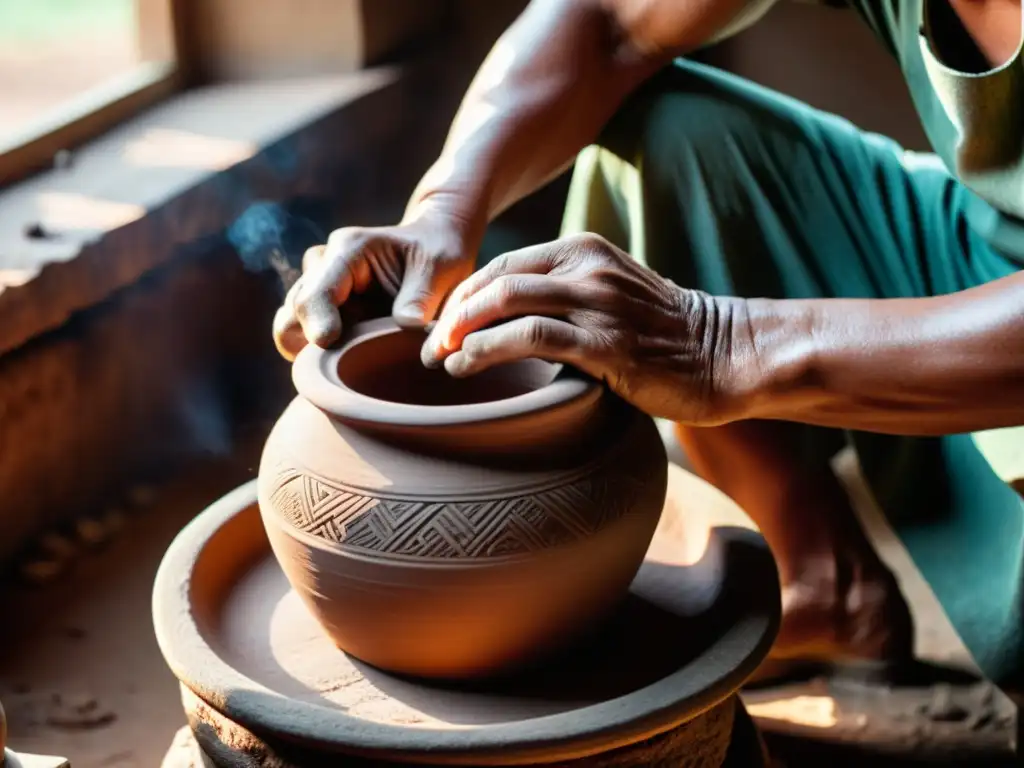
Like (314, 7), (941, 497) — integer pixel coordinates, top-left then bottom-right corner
(720, 1), (1024, 256)
(839, 0), (1024, 258)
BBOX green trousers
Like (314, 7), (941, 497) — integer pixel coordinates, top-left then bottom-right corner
(561, 60), (1024, 689)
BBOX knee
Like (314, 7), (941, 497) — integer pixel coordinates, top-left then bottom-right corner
(602, 62), (769, 170)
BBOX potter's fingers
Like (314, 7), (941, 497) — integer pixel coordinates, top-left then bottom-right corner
(294, 276), (347, 349)
(443, 316), (588, 378)
(443, 243), (561, 311)
(283, 275), (303, 317)
(393, 258), (447, 329)
(350, 254), (373, 294)
(316, 227), (376, 303)
(423, 275), (577, 366)
(302, 245), (326, 273)
(294, 231), (370, 347)
(272, 304), (307, 361)
(272, 280), (307, 360)
(367, 250), (403, 296)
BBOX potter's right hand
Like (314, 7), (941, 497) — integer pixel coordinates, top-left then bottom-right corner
(273, 213), (476, 361)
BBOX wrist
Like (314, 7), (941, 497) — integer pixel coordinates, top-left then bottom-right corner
(713, 297), (818, 423)
(403, 191), (486, 255)
(404, 156), (490, 250)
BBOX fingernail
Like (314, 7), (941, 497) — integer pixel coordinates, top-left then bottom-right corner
(393, 305), (426, 329)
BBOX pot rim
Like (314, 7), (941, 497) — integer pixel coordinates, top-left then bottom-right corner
(292, 318), (600, 428)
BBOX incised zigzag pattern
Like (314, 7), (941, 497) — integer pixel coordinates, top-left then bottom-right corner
(266, 459), (647, 559)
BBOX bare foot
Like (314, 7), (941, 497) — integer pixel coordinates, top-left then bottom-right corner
(772, 554), (914, 664)
(673, 420), (914, 671)
(735, 465), (914, 667)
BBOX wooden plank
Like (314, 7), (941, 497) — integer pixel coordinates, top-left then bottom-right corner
(0, 62), (178, 188)
(186, 0), (364, 81)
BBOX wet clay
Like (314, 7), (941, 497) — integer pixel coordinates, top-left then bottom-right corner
(257, 318), (668, 679)
(152, 466), (780, 764)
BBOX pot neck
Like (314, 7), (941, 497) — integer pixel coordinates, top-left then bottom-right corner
(291, 320), (608, 462)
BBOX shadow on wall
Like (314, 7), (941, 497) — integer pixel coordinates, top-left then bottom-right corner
(0, 243), (287, 566)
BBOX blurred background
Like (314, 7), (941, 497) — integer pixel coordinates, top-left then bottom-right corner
(0, 0), (140, 143)
(0, 2), (975, 767)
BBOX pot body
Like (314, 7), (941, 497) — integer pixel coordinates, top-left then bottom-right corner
(257, 321), (668, 680)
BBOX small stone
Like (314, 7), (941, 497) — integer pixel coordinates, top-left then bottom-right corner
(127, 485), (158, 508)
(46, 693), (115, 730)
(66, 694), (96, 714)
(38, 532), (78, 560)
(73, 516), (109, 547)
(18, 556), (66, 585)
(23, 222), (50, 240)
(101, 507), (126, 534)
(62, 626), (86, 641)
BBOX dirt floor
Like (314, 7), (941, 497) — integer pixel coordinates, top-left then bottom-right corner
(0, 4), (1017, 765)
(0, 426), (1016, 767)
(0, 438), (263, 767)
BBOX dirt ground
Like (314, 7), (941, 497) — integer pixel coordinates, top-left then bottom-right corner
(0, 428), (1016, 767)
(0, 448), (259, 767)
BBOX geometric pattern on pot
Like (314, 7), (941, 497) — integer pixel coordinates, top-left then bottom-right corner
(266, 463), (645, 559)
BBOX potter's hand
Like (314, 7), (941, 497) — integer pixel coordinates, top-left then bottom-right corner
(273, 213), (475, 361)
(421, 233), (746, 424)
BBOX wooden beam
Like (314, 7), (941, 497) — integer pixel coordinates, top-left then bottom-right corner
(0, 62), (178, 189)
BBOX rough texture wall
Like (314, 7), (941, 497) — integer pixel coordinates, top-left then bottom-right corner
(0, 247), (287, 565)
(0, 26), (540, 567)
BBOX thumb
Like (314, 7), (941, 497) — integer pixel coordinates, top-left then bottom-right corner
(392, 260), (446, 328)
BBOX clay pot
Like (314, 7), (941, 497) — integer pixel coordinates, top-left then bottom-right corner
(257, 318), (668, 680)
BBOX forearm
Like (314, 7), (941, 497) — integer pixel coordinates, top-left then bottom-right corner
(731, 272), (1024, 435)
(402, 0), (751, 247)
(403, 0), (653, 246)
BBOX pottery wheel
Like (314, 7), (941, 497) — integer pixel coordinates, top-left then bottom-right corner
(154, 464), (780, 766)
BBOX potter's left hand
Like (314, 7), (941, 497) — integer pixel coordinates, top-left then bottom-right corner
(421, 233), (747, 425)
